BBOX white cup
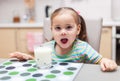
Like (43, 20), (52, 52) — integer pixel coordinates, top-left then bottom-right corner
(34, 46), (52, 69)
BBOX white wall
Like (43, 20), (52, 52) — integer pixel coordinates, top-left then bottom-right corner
(62, 0), (111, 19)
(0, 0), (112, 23)
(0, 0), (25, 23)
(35, 0), (61, 22)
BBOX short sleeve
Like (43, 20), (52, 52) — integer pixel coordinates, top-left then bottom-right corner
(83, 42), (103, 64)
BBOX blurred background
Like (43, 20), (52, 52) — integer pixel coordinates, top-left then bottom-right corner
(0, 0), (120, 65)
(0, 0), (114, 23)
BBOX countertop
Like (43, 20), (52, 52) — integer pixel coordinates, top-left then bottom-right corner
(103, 18), (120, 26)
(0, 22), (43, 28)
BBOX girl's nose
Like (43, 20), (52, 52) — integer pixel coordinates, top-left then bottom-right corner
(61, 29), (67, 35)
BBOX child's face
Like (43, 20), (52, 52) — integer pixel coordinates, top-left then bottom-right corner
(51, 13), (80, 49)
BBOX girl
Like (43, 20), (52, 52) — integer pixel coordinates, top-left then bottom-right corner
(10, 7), (117, 72)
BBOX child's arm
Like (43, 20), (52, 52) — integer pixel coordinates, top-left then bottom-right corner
(10, 52), (34, 60)
(98, 58), (117, 71)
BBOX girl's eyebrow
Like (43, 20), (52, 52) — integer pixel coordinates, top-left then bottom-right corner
(66, 24), (74, 26)
(53, 24), (74, 27)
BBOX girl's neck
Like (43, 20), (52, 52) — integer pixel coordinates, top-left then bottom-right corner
(55, 44), (73, 55)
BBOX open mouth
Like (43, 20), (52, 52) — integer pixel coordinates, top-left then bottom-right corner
(61, 38), (68, 44)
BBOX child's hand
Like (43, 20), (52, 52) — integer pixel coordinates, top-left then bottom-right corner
(9, 52), (34, 60)
(99, 58), (117, 72)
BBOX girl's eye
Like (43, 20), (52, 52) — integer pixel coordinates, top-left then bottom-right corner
(66, 26), (73, 30)
(55, 26), (61, 31)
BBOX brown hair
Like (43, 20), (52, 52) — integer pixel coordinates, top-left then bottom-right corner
(51, 7), (88, 41)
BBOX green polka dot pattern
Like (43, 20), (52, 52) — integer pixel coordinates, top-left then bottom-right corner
(63, 71), (74, 75)
(0, 59), (83, 81)
(26, 78), (36, 81)
(27, 68), (37, 72)
(28, 60), (36, 63)
(3, 62), (12, 65)
(9, 71), (19, 75)
(45, 74), (56, 78)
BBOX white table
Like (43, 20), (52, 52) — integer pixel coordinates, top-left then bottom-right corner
(74, 64), (120, 81)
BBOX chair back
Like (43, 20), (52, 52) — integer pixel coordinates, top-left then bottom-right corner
(85, 17), (102, 52)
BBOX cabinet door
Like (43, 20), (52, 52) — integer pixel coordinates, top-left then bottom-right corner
(16, 28), (43, 56)
(100, 27), (112, 59)
(0, 28), (16, 58)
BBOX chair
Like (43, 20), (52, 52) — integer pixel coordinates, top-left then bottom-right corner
(43, 17), (102, 52)
(84, 17), (102, 52)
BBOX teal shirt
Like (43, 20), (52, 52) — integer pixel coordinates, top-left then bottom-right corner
(43, 39), (102, 64)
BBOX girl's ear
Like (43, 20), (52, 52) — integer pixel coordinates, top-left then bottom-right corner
(77, 24), (81, 35)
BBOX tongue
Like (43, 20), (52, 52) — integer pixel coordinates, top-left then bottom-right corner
(61, 39), (68, 44)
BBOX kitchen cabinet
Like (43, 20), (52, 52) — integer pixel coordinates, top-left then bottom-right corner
(0, 26), (43, 58)
(0, 28), (17, 58)
(102, 18), (120, 64)
(100, 27), (112, 59)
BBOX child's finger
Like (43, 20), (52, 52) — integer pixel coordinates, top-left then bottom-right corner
(22, 55), (29, 60)
(109, 62), (117, 71)
(9, 53), (17, 58)
(100, 62), (106, 71)
(10, 52), (24, 60)
(9, 52), (34, 60)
